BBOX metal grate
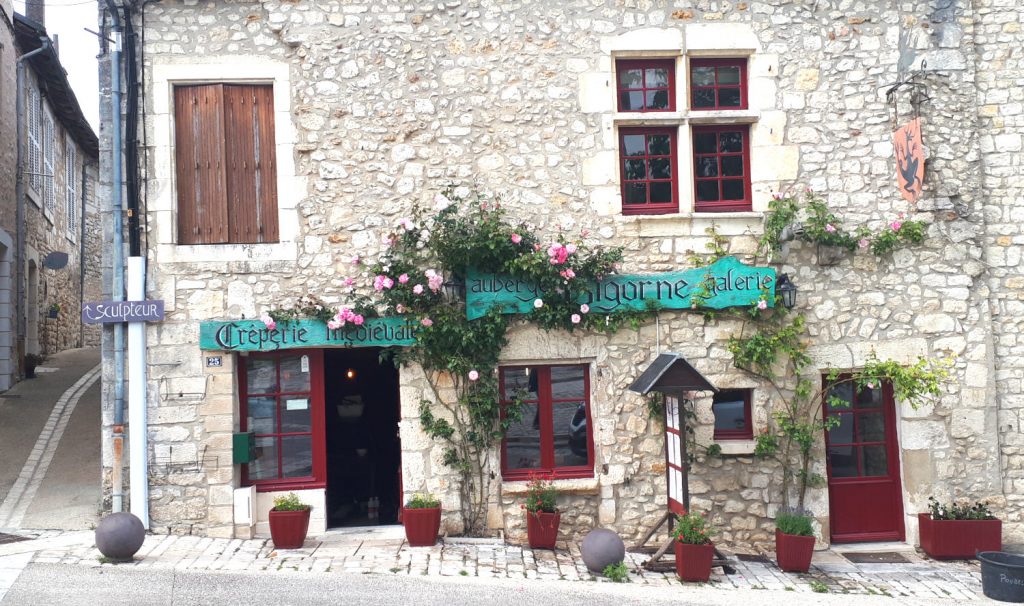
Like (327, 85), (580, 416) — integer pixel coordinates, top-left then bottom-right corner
(842, 551), (910, 564)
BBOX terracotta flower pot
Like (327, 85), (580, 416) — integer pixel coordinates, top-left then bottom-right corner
(268, 507), (310, 550)
(403, 506), (441, 547)
(775, 528), (815, 572)
(525, 510), (560, 550)
(674, 540), (714, 582)
(918, 512), (1001, 559)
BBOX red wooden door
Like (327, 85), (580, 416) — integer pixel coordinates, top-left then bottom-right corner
(823, 378), (905, 543)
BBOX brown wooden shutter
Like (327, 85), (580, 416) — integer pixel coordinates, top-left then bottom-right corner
(174, 84), (229, 244)
(224, 84), (279, 244)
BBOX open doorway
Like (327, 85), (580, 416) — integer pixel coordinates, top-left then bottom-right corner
(324, 348), (401, 528)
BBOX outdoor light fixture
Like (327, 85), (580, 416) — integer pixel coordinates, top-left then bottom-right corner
(777, 273), (798, 309)
(345, 368), (357, 380)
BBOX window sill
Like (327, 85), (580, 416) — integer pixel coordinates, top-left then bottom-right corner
(502, 476), (600, 496)
(613, 109), (760, 126)
(688, 109), (760, 124)
(27, 187), (42, 209)
(715, 440), (756, 456)
(156, 241), (298, 264)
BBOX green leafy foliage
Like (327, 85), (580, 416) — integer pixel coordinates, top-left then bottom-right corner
(673, 511), (714, 545)
(602, 561), (630, 583)
(272, 493), (309, 512)
(405, 493), (441, 509)
(927, 496), (994, 520)
(775, 509), (814, 537)
(523, 475), (558, 513)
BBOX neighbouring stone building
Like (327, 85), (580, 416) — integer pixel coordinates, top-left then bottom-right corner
(1, 1), (100, 392)
(99, 0), (1022, 550)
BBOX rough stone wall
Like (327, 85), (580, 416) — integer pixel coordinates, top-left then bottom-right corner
(0, 4), (18, 390)
(113, 0), (1020, 546)
(82, 163), (102, 347)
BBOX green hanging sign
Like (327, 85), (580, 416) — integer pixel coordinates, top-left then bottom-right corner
(465, 256), (775, 320)
(199, 317), (418, 352)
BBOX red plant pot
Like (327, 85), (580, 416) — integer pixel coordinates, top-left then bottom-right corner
(526, 511), (561, 550)
(268, 507), (311, 550)
(674, 541), (715, 582)
(775, 528), (815, 572)
(403, 506), (441, 547)
(918, 513), (1002, 559)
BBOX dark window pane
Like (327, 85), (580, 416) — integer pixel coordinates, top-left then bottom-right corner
(692, 66), (715, 87)
(246, 357), (278, 394)
(712, 392), (748, 433)
(861, 445), (888, 477)
(650, 182), (673, 203)
(720, 131), (744, 152)
(649, 158), (671, 179)
(503, 368), (538, 400)
(719, 87), (742, 107)
(858, 412), (886, 443)
(721, 155), (743, 176)
(280, 354), (310, 392)
(696, 157), (718, 177)
(722, 179), (745, 200)
(281, 397), (312, 433)
(250, 436), (278, 480)
(624, 159), (647, 180)
(692, 88), (716, 108)
(247, 397), (276, 435)
(828, 445), (858, 477)
(646, 90), (669, 110)
(828, 383), (854, 410)
(624, 183), (647, 205)
(550, 366), (585, 400)
(620, 91), (645, 111)
(618, 68), (643, 89)
(855, 385), (882, 409)
(645, 67), (669, 88)
(827, 412), (855, 444)
(622, 135), (646, 156)
(648, 135), (671, 156)
(718, 66), (741, 85)
(553, 401), (589, 467)
(505, 405), (541, 469)
(281, 435), (313, 478)
(696, 180), (719, 201)
(694, 133), (717, 154)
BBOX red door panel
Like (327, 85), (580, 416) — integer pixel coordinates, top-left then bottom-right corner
(824, 378), (905, 543)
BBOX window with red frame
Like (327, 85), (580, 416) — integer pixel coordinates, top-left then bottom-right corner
(690, 58), (747, 110)
(619, 127), (678, 215)
(712, 389), (753, 440)
(500, 365), (593, 480)
(616, 59), (675, 112)
(692, 125), (751, 212)
(240, 350), (325, 490)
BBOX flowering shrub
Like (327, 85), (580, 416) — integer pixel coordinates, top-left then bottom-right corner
(522, 474), (558, 514)
(673, 511), (714, 545)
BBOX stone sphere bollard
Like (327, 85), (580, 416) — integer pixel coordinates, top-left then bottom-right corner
(95, 512), (146, 561)
(580, 528), (626, 572)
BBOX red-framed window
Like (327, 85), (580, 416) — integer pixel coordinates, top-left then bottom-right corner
(690, 58), (747, 110)
(500, 365), (593, 480)
(712, 389), (753, 440)
(619, 127), (679, 215)
(240, 350), (326, 491)
(823, 377), (896, 479)
(616, 58), (676, 112)
(692, 125), (751, 212)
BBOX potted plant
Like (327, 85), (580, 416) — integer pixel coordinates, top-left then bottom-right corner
(47, 303), (60, 319)
(522, 475), (559, 549)
(774, 508), (816, 572)
(24, 353), (45, 379)
(918, 496), (1001, 559)
(402, 493), (441, 547)
(673, 511), (715, 582)
(268, 492), (311, 550)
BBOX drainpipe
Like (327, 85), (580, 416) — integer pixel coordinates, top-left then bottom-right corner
(104, 0), (126, 514)
(15, 38), (51, 379)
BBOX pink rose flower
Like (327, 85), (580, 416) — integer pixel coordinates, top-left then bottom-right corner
(421, 317), (433, 327)
(428, 274), (444, 292)
(327, 320), (341, 330)
(560, 268), (576, 280)
(413, 284), (424, 295)
(468, 370), (479, 381)
(350, 255), (361, 265)
(511, 233), (522, 244)
(825, 224), (837, 233)
(353, 315), (364, 325)
(580, 304), (590, 314)
(534, 299), (544, 308)
(757, 299), (768, 310)
(343, 277), (355, 287)
(396, 304), (405, 313)
(565, 243), (577, 254)
(571, 314), (581, 324)
(891, 221), (902, 231)
(858, 238), (870, 249)
(399, 274), (409, 284)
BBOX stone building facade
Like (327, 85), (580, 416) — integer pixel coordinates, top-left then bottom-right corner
(100, 0), (1022, 549)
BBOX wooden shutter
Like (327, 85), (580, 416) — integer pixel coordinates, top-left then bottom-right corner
(224, 84), (278, 243)
(174, 85), (229, 244)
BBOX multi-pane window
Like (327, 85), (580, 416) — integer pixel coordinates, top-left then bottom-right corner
(712, 389), (753, 440)
(43, 111), (55, 217)
(690, 58), (747, 110)
(692, 125), (751, 212)
(65, 141), (78, 239)
(824, 379), (892, 479)
(500, 365), (593, 480)
(240, 351), (325, 489)
(174, 83), (279, 245)
(616, 59), (675, 112)
(619, 128), (678, 215)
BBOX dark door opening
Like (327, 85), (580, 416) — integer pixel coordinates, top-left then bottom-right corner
(324, 348), (401, 527)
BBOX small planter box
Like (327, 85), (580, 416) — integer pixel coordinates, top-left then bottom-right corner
(918, 513), (1001, 559)
(674, 541), (714, 582)
(775, 528), (815, 572)
(268, 507), (310, 550)
(402, 506), (441, 547)
(525, 511), (560, 550)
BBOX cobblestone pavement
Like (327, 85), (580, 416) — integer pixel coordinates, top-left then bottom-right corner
(0, 526), (992, 603)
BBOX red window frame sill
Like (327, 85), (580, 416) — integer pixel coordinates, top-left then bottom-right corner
(249, 479), (326, 493)
(713, 430), (754, 441)
(502, 467), (594, 482)
(622, 204), (680, 216)
(694, 201), (752, 213)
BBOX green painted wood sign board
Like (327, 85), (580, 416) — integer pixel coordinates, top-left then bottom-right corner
(465, 256), (775, 320)
(199, 317), (418, 352)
